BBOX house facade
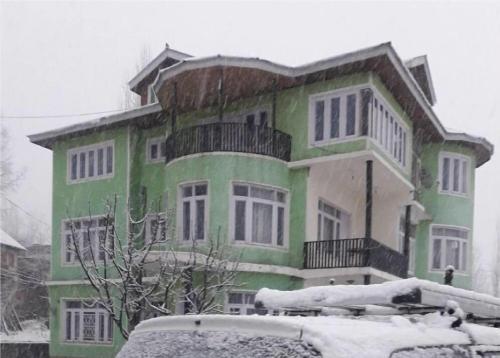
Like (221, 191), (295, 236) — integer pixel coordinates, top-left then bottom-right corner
(29, 43), (493, 357)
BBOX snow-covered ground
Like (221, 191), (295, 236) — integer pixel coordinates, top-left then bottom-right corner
(0, 320), (49, 343)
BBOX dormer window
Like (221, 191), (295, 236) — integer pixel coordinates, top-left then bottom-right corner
(147, 84), (158, 104)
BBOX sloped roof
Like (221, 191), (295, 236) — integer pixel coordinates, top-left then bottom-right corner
(0, 228), (26, 250)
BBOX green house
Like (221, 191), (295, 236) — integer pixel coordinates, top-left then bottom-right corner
(29, 43), (493, 357)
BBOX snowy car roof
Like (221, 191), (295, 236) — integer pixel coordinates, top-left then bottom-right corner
(121, 314), (500, 358)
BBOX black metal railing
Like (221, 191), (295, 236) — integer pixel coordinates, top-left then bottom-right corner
(165, 123), (292, 163)
(303, 238), (408, 278)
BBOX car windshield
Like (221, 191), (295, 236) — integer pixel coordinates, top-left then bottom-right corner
(117, 330), (321, 358)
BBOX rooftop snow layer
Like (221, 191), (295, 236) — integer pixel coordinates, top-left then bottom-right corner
(0, 228), (26, 250)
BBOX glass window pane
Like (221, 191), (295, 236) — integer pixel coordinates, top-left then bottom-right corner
(432, 239), (442, 269)
(70, 154), (78, 180)
(384, 111), (389, 149)
(277, 207), (284, 246)
(83, 312), (96, 341)
(195, 184), (207, 196)
(402, 132), (407, 166)
(107, 316), (113, 341)
(234, 201), (246, 241)
(398, 126), (403, 163)
(183, 186), (193, 197)
(79, 152), (86, 179)
(150, 143), (158, 160)
(183, 202), (190, 240)
(346, 94), (356, 136)
(461, 160), (467, 193)
(314, 100), (325, 141)
(250, 186), (274, 200)
(252, 202), (273, 244)
(99, 313), (105, 341)
(233, 185), (248, 196)
(323, 217), (334, 241)
(195, 200), (205, 240)
(330, 97), (340, 138)
(442, 158), (450, 191)
(66, 312), (72, 340)
(74, 312), (80, 341)
(445, 239), (460, 268)
(453, 158), (460, 192)
(228, 293), (242, 304)
(106, 146), (113, 174)
(88, 150), (95, 177)
(373, 99), (378, 139)
(245, 293), (255, 304)
(97, 148), (104, 176)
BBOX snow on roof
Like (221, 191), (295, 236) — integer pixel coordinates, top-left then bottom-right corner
(125, 314), (491, 358)
(255, 278), (500, 319)
(0, 228), (26, 250)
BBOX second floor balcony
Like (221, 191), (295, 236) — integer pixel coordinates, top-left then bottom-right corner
(165, 122), (292, 163)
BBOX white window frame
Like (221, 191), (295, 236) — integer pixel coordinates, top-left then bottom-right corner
(61, 216), (113, 266)
(146, 137), (166, 163)
(429, 224), (469, 274)
(177, 181), (208, 242)
(438, 152), (470, 197)
(147, 84), (158, 104)
(61, 299), (113, 344)
(67, 140), (115, 184)
(225, 291), (278, 316)
(369, 92), (410, 169)
(308, 87), (362, 146)
(230, 182), (289, 249)
(317, 199), (350, 241)
(145, 212), (166, 245)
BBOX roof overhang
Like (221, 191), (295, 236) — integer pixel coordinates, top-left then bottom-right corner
(405, 55), (437, 105)
(29, 103), (163, 149)
(444, 131), (494, 167)
(128, 46), (192, 93)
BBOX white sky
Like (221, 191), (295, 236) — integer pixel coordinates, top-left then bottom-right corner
(1, 1), (499, 292)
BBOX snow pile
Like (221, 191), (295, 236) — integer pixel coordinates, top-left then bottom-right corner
(0, 320), (49, 343)
(255, 278), (500, 310)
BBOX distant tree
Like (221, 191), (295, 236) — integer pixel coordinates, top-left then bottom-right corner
(67, 195), (240, 340)
(0, 126), (24, 194)
(120, 45), (152, 110)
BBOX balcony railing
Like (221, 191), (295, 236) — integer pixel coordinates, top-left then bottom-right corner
(165, 123), (292, 163)
(303, 238), (408, 278)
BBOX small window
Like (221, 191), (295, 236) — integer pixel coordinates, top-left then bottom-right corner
(317, 200), (349, 242)
(146, 137), (167, 163)
(67, 141), (114, 183)
(147, 84), (157, 104)
(63, 300), (113, 343)
(430, 225), (468, 272)
(179, 182), (208, 241)
(439, 153), (469, 196)
(231, 183), (288, 248)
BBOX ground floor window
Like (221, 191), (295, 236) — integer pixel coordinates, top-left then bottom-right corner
(63, 300), (113, 343)
(430, 225), (468, 272)
(226, 292), (278, 316)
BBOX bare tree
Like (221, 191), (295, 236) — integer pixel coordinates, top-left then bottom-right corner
(119, 45), (152, 110)
(0, 126), (24, 194)
(67, 195), (240, 340)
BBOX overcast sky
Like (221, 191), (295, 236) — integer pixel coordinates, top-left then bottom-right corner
(1, 1), (499, 292)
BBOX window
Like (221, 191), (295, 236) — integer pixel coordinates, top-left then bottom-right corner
(145, 213), (166, 244)
(317, 200), (349, 241)
(439, 153), (469, 195)
(226, 292), (278, 316)
(231, 183), (287, 247)
(430, 225), (468, 272)
(147, 84), (157, 104)
(67, 141), (114, 183)
(146, 137), (167, 163)
(245, 110), (268, 127)
(369, 93), (408, 167)
(179, 182), (207, 241)
(310, 90), (358, 144)
(62, 217), (114, 264)
(63, 300), (113, 343)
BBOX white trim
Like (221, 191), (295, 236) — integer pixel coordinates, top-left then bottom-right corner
(166, 151), (288, 167)
(428, 223), (470, 275)
(147, 84), (158, 104)
(66, 140), (115, 184)
(128, 47), (192, 91)
(145, 136), (166, 164)
(438, 151), (471, 197)
(228, 181), (290, 250)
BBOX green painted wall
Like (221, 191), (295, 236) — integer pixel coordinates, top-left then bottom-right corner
(414, 142), (476, 289)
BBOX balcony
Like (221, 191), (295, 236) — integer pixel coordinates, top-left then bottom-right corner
(165, 123), (292, 164)
(303, 238), (408, 278)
